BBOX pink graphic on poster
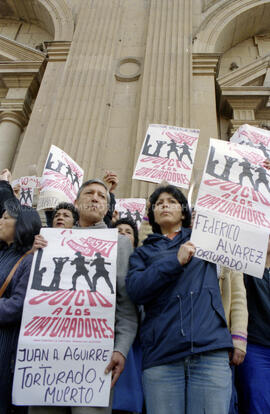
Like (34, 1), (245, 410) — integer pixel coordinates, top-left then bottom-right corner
(115, 199), (146, 228)
(195, 139), (270, 229)
(13, 228), (118, 407)
(37, 145), (84, 210)
(133, 124), (199, 189)
(231, 124), (270, 159)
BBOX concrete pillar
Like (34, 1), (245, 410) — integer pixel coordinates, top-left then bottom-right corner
(0, 112), (23, 171)
(192, 54), (220, 171)
(131, 0), (193, 198)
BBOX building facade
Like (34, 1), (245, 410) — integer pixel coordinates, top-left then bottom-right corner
(1, 0), (270, 200)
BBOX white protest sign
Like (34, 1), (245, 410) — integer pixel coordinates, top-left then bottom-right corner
(191, 209), (268, 278)
(13, 227), (118, 407)
(37, 145), (84, 210)
(231, 124), (270, 159)
(115, 199), (146, 228)
(196, 138), (270, 230)
(133, 124), (199, 189)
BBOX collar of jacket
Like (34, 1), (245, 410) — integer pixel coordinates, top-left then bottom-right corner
(143, 226), (191, 246)
(74, 220), (107, 229)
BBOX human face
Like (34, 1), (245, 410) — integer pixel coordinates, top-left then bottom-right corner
(53, 209), (74, 229)
(117, 224), (135, 247)
(0, 211), (16, 245)
(153, 192), (184, 234)
(75, 183), (108, 226)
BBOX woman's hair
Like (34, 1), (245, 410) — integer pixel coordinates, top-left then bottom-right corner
(0, 198), (42, 253)
(113, 218), (139, 248)
(52, 202), (79, 226)
(148, 185), (191, 234)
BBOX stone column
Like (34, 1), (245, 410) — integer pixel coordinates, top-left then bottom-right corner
(0, 112), (24, 171)
(131, 0), (193, 198)
(192, 53), (220, 178)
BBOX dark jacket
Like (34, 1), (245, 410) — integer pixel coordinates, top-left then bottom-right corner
(244, 268), (270, 347)
(0, 248), (33, 411)
(0, 180), (16, 218)
(126, 227), (232, 370)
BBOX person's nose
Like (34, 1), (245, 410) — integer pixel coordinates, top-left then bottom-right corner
(90, 192), (99, 202)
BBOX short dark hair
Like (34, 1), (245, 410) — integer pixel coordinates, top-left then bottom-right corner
(76, 179), (110, 205)
(1, 199), (42, 253)
(148, 185), (191, 234)
(52, 202), (79, 226)
(113, 218), (139, 248)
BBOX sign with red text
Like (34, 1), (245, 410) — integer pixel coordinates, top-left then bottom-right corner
(191, 209), (268, 278)
(133, 124), (199, 189)
(19, 176), (41, 207)
(231, 124), (270, 158)
(13, 227), (118, 407)
(37, 145), (84, 210)
(115, 199), (146, 228)
(195, 139), (270, 229)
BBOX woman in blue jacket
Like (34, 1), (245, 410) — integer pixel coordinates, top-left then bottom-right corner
(126, 185), (233, 414)
(0, 198), (41, 413)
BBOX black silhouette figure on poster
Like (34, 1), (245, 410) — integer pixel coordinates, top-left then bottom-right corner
(70, 252), (93, 291)
(125, 210), (133, 221)
(45, 153), (56, 171)
(20, 188), (27, 204)
(206, 146), (220, 178)
(257, 142), (270, 160)
(152, 140), (167, 157)
(254, 166), (270, 193)
(91, 252), (114, 294)
(55, 160), (65, 173)
(178, 142), (193, 164)
(24, 188), (32, 205)
(142, 134), (153, 156)
(238, 159), (255, 188)
(72, 172), (80, 190)
(166, 140), (182, 160)
(31, 249), (47, 291)
(220, 156), (238, 180)
(134, 210), (142, 223)
(48, 257), (69, 291)
(66, 164), (74, 182)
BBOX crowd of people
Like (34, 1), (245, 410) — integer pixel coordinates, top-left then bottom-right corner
(0, 164), (269, 414)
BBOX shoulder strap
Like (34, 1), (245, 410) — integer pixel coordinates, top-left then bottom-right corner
(0, 250), (32, 298)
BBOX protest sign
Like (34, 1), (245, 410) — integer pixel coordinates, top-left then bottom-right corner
(231, 124), (270, 159)
(19, 176), (41, 207)
(13, 227), (118, 407)
(195, 138), (270, 229)
(191, 209), (268, 278)
(37, 145), (83, 210)
(133, 124), (199, 189)
(115, 199), (146, 228)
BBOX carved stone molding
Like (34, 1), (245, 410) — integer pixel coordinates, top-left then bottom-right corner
(192, 53), (221, 76)
(44, 41), (72, 62)
(115, 57), (142, 82)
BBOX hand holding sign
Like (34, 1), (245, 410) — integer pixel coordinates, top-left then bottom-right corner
(105, 351), (126, 388)
(0, 168), (11, 182)
(177, 241), (196, 265)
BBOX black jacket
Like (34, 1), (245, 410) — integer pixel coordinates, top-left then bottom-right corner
(244, 269), (270, 347)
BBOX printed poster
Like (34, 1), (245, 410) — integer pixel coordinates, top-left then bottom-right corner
(231, 124), (270, 158)
(195, 138), (270, 229)
(13, 228), (118, 407)
(115, 199), (146, 228)
(133, 124), (200, 189)
(191, 209), (268, 278)
(37, 145), (84, 210)
(19, 176), (41, 207)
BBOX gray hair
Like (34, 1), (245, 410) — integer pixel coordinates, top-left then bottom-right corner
(76, 179), (111, 205)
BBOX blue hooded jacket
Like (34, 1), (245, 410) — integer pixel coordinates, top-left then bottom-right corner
(126, 227), (233, 370)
